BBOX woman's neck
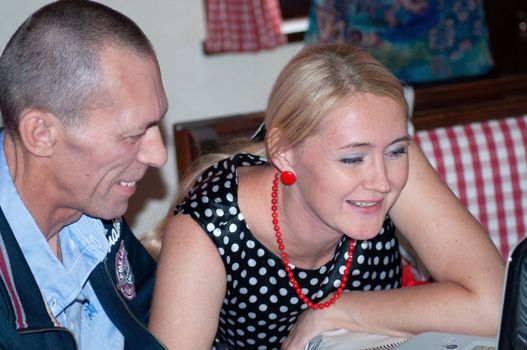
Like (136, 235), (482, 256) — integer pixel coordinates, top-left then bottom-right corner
(238, 165), (344, 269)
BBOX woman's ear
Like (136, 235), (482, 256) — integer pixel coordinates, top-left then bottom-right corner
(17, 109), (60, 157)
(267, 127), (295, 171)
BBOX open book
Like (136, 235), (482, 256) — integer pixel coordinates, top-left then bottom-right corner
(304, 329), (411, 350)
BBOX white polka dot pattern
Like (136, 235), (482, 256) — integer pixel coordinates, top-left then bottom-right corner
(176, 153), (402, 350)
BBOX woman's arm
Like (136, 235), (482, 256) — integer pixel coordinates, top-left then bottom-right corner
(387, 141), (505, 334)
(283, 141), (505, 349)
(149, 214), (227, 349)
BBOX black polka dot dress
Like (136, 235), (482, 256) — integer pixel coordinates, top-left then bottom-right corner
(175, 153), (402, 350)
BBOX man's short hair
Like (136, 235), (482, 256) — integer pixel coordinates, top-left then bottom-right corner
(0, 0), (156, 136)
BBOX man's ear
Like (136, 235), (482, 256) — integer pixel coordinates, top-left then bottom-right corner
(267, 127), (294, 171)
(17, 109), (60, 157)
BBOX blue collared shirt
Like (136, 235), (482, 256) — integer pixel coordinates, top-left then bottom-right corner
(0, 130), (124, 349)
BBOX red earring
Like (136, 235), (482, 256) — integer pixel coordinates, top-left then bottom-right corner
(280, 170), (297, 186)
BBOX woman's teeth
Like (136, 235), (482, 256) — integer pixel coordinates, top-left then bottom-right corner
(350, 201), (376, 208)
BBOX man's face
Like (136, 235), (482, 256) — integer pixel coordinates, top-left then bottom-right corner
(53, 46), (168, 220)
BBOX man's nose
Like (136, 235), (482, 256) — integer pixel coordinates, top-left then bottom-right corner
(137, 126), (167, 168)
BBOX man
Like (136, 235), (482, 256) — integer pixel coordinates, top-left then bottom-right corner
(0, 1), (168, 348)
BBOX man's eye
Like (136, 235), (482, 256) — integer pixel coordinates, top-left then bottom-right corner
(127, 133), (144, 142)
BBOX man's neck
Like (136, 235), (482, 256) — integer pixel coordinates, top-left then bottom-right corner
(3, 133), (81, 246)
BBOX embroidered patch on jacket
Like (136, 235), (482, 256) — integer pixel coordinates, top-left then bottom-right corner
(107, 219), (122, 253)
(115, 240), (136, 300)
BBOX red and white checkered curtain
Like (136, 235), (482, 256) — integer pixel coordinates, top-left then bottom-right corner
(205, 0), (287, 53)
(414, 115), (527, 259)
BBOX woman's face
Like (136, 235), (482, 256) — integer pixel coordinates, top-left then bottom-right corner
(283, 93), (409, 240)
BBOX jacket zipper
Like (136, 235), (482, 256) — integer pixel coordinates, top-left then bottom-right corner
(19, 326), (79, 350)
(102, 258), (168, 350)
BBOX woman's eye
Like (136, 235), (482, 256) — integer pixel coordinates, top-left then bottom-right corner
(341, 156), (364, 165)
(386, 146), (408, 159)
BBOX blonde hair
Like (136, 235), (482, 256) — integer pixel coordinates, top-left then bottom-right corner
(142, 44), (408, 259)
(265, 43), (407, 155)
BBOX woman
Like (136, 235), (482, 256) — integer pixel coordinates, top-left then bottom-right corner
(147, 44), (504, 350)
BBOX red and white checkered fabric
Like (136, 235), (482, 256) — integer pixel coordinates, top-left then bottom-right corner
(414, 115), (527, 259)
(205, 0), (286, 53)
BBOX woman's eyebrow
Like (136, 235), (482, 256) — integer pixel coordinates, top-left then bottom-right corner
(338, 135), (411, 150)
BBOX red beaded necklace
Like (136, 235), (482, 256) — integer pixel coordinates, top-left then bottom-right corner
(271, 172), (356, 310)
